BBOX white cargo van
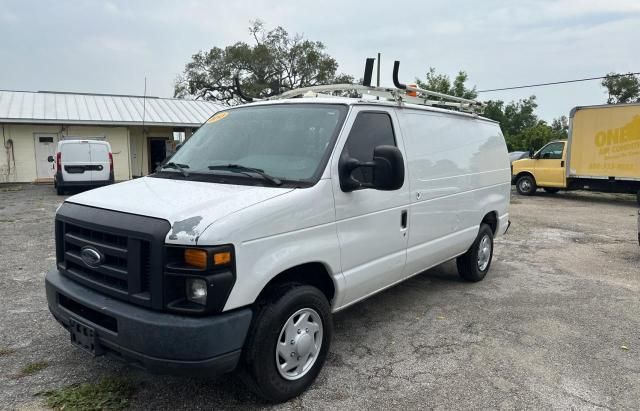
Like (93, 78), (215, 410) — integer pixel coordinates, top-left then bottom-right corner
(45, 65), (510, 402)
(48, 139), (114, 195)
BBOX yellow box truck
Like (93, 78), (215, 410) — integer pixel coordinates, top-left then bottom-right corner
(512, 103), (640, 204)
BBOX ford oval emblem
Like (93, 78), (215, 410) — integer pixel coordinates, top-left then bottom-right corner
(80, 246), (104, 267)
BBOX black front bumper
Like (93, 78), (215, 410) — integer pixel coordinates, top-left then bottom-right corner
(46, 269), (252, 375)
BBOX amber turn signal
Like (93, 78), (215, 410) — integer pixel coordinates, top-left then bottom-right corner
(213, 251), (232, 266)
(184, 249), (207, 269)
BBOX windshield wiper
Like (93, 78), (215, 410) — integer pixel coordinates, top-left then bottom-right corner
(159, 162), (190, 177)
(207, 164), (282, 186)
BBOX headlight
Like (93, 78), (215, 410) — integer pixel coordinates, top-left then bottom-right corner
(186, 278), (207, 305)
(183, 248), (232, 269)
(165, 245), (235, 314)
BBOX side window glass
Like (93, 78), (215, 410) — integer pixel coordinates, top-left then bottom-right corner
(539, 142), (564, 160)
(342, 112), (396, 183)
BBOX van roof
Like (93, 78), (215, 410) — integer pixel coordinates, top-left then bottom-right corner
(569, 102), (640, 118)
(59, 139), (111, 145)
(235, 97), (499, 125)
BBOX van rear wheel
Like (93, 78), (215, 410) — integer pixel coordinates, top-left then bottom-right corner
(516, 175), (536, 195)
(239, 284), (332, 403)
(457, 223), (494, 282)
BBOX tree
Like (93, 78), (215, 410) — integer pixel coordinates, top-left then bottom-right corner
(483, 97), (566, 151)
(551, 115), (569, 139)
(416, 68), (478, 99)
(174, 21), (353, 104)
(601, 73), (640, 104)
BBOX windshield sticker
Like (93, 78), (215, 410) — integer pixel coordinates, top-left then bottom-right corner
(207, 112), (229, 123)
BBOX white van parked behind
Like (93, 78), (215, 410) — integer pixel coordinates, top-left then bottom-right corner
(45, 67), (510, 402)
(48, 139), (114, 195)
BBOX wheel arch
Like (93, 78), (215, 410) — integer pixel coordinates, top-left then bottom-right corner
(255, 262), (337, 305)
(481, 211), (498, 235)
(515, 171), (536, 184)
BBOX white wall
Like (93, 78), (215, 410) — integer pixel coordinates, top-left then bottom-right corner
(0, 123), (178, 183)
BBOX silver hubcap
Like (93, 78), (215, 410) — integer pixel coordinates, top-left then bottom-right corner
(477, 234), (492, 271)
(275, 308), (323, 380)
(520, 180), (531, 192)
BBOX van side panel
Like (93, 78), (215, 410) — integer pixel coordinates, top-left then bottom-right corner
(397, 111), (510, 278)
(569, 105), (640, 180)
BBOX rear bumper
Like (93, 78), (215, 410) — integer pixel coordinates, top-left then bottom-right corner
(45, 269), (252, 375)
(498, 213), (510, 236)
(55, 172), (114, 188)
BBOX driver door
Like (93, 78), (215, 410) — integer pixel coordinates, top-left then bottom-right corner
(331, 108), (410, 307)
(535, 141), (566, 187)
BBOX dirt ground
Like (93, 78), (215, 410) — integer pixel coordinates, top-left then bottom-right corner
(0, 184), (638, 410)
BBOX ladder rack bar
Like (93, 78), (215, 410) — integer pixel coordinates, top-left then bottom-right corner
(269, 83), (484, 113)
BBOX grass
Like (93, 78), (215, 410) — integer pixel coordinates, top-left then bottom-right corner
(16, 361), (49, 378)
(42, 376), (137, 411)
(0, 347), (16, 357)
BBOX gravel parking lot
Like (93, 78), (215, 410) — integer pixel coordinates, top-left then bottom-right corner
(1, 184), (638, 410)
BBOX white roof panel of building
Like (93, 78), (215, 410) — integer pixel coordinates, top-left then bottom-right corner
(0, 90), (222, 127)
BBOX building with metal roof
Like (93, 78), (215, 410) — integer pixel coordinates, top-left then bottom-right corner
(0, 90), (222, 184)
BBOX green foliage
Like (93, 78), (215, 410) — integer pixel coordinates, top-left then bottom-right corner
(511, 121), (565, 152)
(602, 73), (640, 104)
(482, 96), (565, 151)
(416, 68), (478, 99)
(17, 361), (48, 378)
(42, 376), (137, 411)
(175, 20), (353, 104)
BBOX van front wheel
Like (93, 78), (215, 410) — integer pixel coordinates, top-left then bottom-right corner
(457, 223), (494, 282)
(239, 284), (332, 403)
(516, 175), (536, 195)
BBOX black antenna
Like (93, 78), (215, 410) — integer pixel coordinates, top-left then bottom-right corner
(362, 58), (375, 87)
(392, 61), (406, 89)
(376, 52), (381, 87)
(233, 75), (254, 102)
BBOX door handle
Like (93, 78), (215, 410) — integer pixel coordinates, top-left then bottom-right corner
(561, 160), (565, 167)
(401, 210), (408, 229)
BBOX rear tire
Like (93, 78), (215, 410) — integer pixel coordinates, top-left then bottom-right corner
(239, 284), (332, 403)
(543, 188), (559, 194)
(516, 175), (537, 196)
(56, 186), (64, 195)
(457, 223), (494, 282)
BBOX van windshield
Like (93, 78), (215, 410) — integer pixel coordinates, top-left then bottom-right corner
(160, 104), (347, 186)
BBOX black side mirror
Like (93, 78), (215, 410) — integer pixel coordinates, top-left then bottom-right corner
(339, 145), (405, 192)
(175, 143), (183, 151)
(47, 155), (54, 162)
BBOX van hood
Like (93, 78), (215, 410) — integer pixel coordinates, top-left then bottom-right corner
(65, 176), (294, 244)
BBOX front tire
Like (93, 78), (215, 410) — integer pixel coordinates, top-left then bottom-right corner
(239, 284), (332, 403)
(516, 175), (537, 196)
(457, 223), (494, 282)
(56, 185), (64, 195)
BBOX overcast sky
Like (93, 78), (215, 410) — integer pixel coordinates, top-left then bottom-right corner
(1, 0), (639, 121)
